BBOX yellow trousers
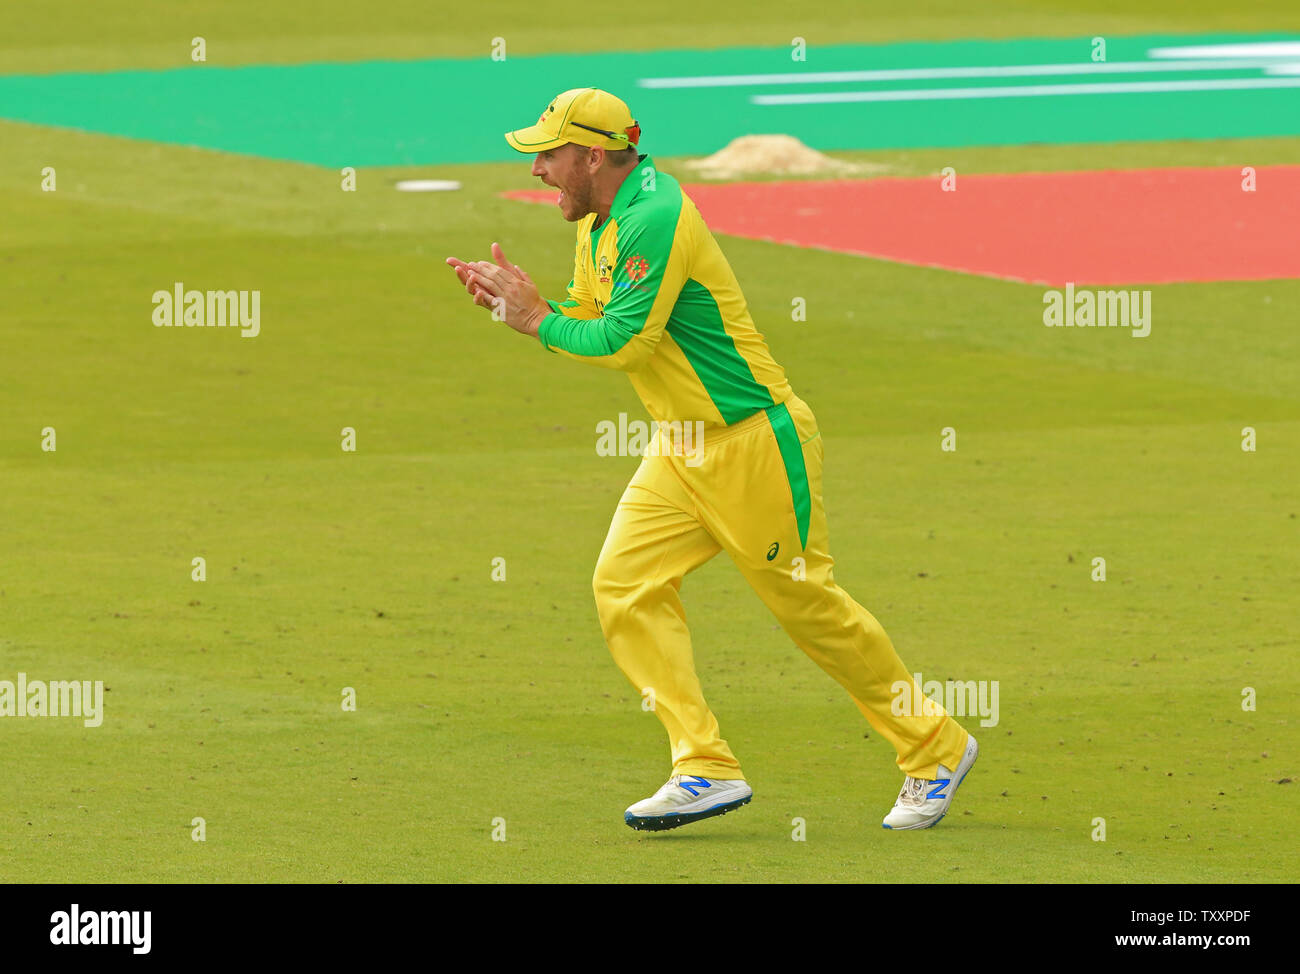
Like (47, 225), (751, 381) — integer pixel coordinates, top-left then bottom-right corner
(593, 395), (969, 781)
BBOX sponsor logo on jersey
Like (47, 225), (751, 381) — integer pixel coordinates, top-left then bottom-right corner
(625, 255), (649, 281)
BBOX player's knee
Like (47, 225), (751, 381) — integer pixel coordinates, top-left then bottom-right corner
(592, 556), (628, 613)
(593, 556), (658, 627)
(591, 557), (609, 597)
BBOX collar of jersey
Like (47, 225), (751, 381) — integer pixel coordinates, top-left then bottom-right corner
(589, 154), (652, 242)
(608, 154), (652, 225)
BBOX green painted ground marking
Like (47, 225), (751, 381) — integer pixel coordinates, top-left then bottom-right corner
(2, 33), (1298, 166)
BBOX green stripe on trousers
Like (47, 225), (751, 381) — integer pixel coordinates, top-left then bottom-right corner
(766, 402), (811, 551)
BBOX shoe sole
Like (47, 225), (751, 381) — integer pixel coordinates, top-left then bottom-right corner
(624, 794), (753, 832)
(882, 735), (979, 831)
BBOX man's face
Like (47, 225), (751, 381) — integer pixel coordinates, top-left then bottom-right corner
(532, 143), (595, 222)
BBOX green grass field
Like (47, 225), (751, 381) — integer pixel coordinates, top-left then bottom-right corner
(1, 1), (1297, 883)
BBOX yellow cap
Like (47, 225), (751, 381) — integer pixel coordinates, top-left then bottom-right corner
(505, 88), (641, 153)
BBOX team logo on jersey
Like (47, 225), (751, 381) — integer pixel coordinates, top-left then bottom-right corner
(598, 254), (612, 283)
(625, 255), (649, 281)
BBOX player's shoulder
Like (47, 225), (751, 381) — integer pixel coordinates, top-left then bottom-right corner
(618, 166), (688, 235)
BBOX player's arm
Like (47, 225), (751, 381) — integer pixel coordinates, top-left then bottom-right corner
(535, 210), (690, 372)
(545, 284), (598, 319)
(544, 243), (600, 320)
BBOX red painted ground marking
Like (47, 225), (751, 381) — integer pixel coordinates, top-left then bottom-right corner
(502, 166), (1300, 285)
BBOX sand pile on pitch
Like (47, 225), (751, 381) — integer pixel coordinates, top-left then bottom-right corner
(682, 134), (877, 178)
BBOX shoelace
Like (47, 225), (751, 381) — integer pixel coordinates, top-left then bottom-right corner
(661, 774), (688, 795)
(897, 776), (928, 807)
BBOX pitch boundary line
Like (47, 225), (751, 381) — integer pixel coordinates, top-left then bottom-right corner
(752, 77), (1300, 105)
(638, 57), (1300, 89)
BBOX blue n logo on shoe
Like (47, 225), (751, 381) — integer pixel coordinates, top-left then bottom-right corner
(678, 776), (712, 797)
(927, 779), (950, 800)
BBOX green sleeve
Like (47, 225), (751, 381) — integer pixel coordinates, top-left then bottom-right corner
(546, 284), (586, 316)
(536, 208), (686, 371)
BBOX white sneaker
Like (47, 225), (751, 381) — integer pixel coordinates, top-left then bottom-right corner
(882, 734), (979, 830)
(624, 774), (753, 831)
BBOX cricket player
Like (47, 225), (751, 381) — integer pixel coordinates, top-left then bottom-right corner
(446, 88), (978, 831)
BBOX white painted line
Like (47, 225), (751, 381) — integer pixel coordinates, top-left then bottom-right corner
(395, 179), (461, 192)
(638, 58), (1300, 89)
(752, 77), (1300, 105)
(1148, 42), (1300, 59)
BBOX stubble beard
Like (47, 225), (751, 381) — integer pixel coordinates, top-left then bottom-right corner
(565, 173), (594, 223)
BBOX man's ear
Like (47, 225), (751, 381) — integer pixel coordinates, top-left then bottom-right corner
(586, 145), (604, 172)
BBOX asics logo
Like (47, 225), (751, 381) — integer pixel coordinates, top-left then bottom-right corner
(766, 542), (779, 561)
(927, 779), (950, 800)
(678, 776), (712, 797)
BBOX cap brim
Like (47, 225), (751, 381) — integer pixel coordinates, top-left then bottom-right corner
(504, 126), (568, 153)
